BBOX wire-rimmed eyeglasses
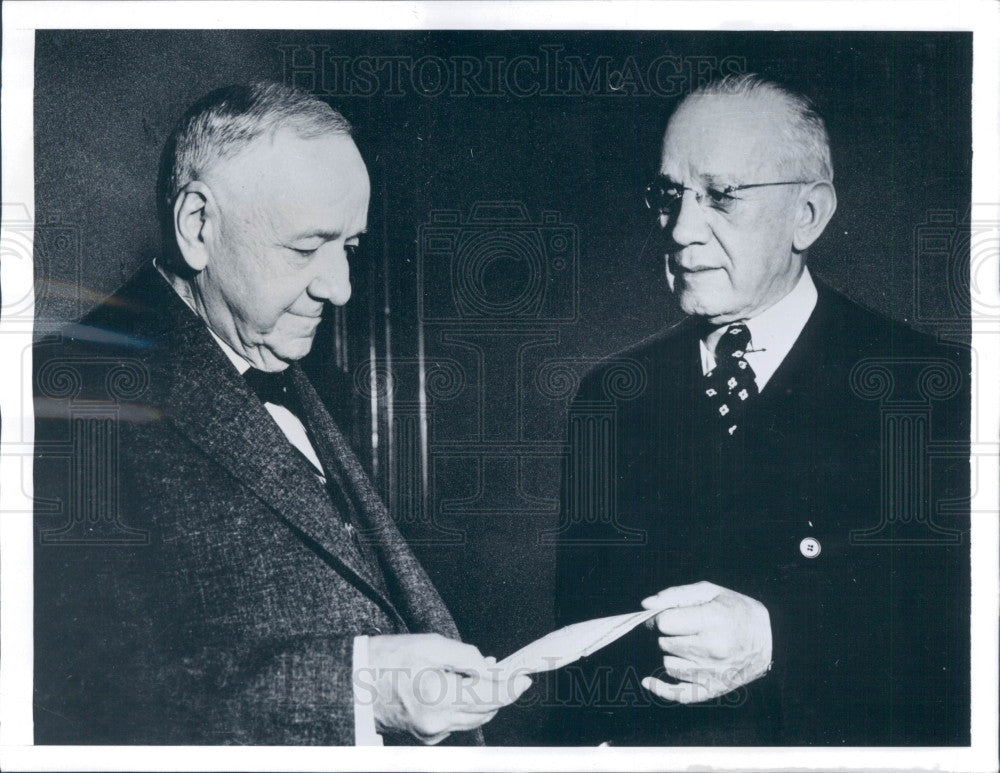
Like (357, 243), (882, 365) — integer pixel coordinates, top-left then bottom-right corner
(643, 175), (814, 215)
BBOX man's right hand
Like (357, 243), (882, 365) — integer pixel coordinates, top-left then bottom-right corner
(364, 633), (530, 744)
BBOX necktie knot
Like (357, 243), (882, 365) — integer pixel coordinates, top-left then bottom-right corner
(714, 323), (752, 361)
(244, 367), (293, 408)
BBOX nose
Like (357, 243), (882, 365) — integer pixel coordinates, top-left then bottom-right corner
(308, 246), (352, 306)
(664, 189), (711, 247)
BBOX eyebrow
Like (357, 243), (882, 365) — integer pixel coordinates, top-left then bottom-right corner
(699, 173), (739, 188)
(287, 227), (368, 242)
(657, 172), (739, 188)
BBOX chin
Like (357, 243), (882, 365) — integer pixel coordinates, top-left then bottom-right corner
(267, 337), (316, 364)
(678, 291), (729, 320)
(676, 274), (732, 313)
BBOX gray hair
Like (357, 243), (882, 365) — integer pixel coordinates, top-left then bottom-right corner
(686, 73), (833, 183)
(157, 82), (353, 273)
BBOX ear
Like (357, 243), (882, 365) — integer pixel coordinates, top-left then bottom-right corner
(791, 181), (837, 253)
(173, 181), (217, 273)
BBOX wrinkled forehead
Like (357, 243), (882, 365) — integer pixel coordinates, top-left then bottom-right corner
(659, 94), (789, 184)
(212, 129), (370, 226)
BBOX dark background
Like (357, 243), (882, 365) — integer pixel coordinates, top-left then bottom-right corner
(34, 30), (971, 744)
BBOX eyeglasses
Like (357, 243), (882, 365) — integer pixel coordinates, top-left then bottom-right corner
(643, 176), (813, 216)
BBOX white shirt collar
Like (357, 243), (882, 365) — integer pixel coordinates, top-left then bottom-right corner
(699, 267), (818, 391)
(207, 325), (253, 375)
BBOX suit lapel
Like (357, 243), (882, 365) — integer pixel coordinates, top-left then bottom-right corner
(751, 289), (832, 421)
(659, 321), (714, 440)
(135, 269), (403, 621)
(291, 368), (460, 639)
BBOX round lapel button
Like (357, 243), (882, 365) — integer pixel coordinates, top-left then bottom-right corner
(800, 537), (821, 558)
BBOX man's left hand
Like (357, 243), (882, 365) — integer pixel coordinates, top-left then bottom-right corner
(640, 581), (772, 704)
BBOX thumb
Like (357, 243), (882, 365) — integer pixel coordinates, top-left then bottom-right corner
(435, 639), (492, 676)
(493, 672), (533, 706)
(641, 581), (721, 610)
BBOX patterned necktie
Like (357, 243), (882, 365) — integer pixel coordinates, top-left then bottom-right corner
(703, 323), (759, 438)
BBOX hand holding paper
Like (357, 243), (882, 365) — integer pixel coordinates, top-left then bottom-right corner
(493, 581), (770, 708)
(640, 581), (772, 704)
(368, 633), (531, 744)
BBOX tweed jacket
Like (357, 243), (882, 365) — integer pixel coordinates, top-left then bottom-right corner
(33, 263), (476, 745)
(544, 280), (970, 746)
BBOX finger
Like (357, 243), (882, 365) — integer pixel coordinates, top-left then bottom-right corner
(492, 673), (532, 706)
(651, 605), (714, 635)
(422, 671), (529, 715)
(455, 672), (532, 711)
(449, 708), (500, 730)
(641, 581), (721, 611)
(420, 731), (452, 745)
(431, 638), (493, 676)
(661, 655), (702, 682)
(435, 706), (499, 731)
(656, 634), (712, 661)
(641, 676), (723, 705)
(420, 685), (503, 731)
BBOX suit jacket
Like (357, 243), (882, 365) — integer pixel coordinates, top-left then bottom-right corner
(33, 263), (478, 745)
(544, 281), (970, 745)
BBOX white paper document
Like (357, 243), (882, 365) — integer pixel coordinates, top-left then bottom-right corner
(495, 608), (661, 678)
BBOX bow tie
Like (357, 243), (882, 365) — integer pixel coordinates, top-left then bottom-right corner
(244, 367), (294, 409)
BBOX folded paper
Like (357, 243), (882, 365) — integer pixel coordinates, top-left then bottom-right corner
(495, 608), (661, 678)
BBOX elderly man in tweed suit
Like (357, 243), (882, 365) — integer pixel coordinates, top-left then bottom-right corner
(33, 82), (528, 746)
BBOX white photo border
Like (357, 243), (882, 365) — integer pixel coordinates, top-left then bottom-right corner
(2, 2), (997, 771)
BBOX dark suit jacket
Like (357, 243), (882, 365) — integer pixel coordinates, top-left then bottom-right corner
(33, 264), (477, 745)
(544, 281), (970, 745)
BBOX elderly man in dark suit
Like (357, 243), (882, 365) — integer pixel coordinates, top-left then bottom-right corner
(33, 82), (528, 746)
(547, 74), (969, 745)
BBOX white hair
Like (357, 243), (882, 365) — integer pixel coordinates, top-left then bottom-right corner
(687, 73), (834, 183)
(157, 82), (353, 271)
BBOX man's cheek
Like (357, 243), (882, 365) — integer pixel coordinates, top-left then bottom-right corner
(270, 313), (321, 346)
